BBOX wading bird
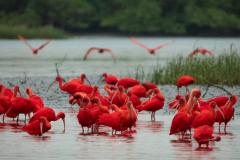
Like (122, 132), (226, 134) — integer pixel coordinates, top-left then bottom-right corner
(29, 107), (65, 133)
(194, 125), (221, 148)
(129, 37), (174, 55)
(176, 75), (195, 94)
(18, 35), (51, 54)
(22, 116), (51, 136)
(83, 47), (116, 62)
(188, 48), (214, 59)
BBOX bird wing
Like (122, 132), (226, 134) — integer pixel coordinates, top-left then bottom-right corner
(129, 37), (150, 50)
(153, 40), (175, 50)
(83, 47), (97, 60)
(37, 40), (51, 50)
(205, 50), (214, 56)
(105, 49), (117, 62)
(18, 35), (33, 50)
(188, 49), (198, 58)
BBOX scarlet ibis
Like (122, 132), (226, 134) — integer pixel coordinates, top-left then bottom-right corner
(129, 37), (174, 54)
(18, 35), (51, 54)
(215, 95), (238, 134)
(6, 86), (36, 124)
(108, 86), (128, 107)
(117, 77), (139, 89)
(29, 107), (65, 132)
(191, 102), (225, 128)
(22, 116), (51, 136)
(142, 82), (157, 91)
(194, 125), (221, 148)
(169, 88), (201, 139)
(77, 97), (93, 133)
(188, 48), (214, 59)
(68, 74), (91, 85)
(83, 47), (116, 62)
(102, 73), (118, 85)
(26, 87), (44, 112)
(137, 92), (165, 121)
(176, 75), (195, 94)
(0, 85), (12, 122)
(128, 84), (147, 98)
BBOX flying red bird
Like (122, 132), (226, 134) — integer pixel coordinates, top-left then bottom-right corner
(18, 35), (51, 54)
(129, 37), (174, 54)
(188, 48), (214, 59)
(83, 47), (116, 62)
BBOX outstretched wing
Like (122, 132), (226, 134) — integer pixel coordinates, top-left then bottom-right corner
(37, 40), (51, 50)
(129, 37), (150, 51)
(205, 49), (214, 56)
(18, 35), (33, 50)
(83, 47), (97, 60)
(153, 40), (175, 50)
(105, 49), (117, 63)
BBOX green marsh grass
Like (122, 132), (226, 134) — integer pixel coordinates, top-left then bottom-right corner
(135, 50), (240, 85)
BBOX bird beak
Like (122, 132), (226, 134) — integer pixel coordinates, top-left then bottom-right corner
(47, 80), (57, 92)
(215, 105), (225, 120)
(96, 76), (104, 84)
(40, 121), (43, 136)
(62, 118), (66, 133)
(85, 77), (91, 85)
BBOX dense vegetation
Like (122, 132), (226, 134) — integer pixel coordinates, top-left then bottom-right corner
(134, 50), (240, 85)
(0, 0), (240, 38)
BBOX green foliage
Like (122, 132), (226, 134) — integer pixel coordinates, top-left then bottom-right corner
(0, 0), (239, 37)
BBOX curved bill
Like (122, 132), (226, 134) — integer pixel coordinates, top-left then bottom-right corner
(40, 121), (43, 136)
(47, 80), (57, 92)
(96, 75), (104, 85)
(62, 118), (66, 133)
(215, 105), (225, 120)
(85, 77), (92, 86)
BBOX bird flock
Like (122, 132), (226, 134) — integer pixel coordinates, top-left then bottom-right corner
(0, 72), (238, 149)
(17, 35), (214, 60)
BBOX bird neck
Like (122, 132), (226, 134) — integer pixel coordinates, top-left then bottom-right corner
(57, 79), (64, 90)
(55, 113), (64, 121)
(186, 93), (196, 113)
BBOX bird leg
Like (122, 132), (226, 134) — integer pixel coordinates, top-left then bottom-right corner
(82, 126), (84, 134)
(2, 114), (5, 123)
(224, 123), (227, 134)
(17, 115), (19, 125)
(24, 114), (27, 124)
(218, 123), (221, 133)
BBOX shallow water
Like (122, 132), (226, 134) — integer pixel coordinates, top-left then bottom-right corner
(1, 112), (240, 160)
(1, 36), (240, 159)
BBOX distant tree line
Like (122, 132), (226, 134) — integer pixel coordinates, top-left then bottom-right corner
(0, 0), (239, 36)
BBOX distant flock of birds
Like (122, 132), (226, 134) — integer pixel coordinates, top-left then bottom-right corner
(0, 72), (238, 149)
(17, 35), (214, 60)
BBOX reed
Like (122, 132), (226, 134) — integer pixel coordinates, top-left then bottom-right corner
(135, 49), (240, 85)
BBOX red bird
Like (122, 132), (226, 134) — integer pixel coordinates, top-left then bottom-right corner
(215, 95), (238, 134)
(194, 125), (221, 148)
(176, 75), (195, 94)
(77, 97), (93, 133)
(191, 102), (225, 128)
(0, 85), (13, 122)
(169, 88), (201, 139)
(22, 116), (51, 136)
(102, 73), (118, 85)
(18, 35), (51, 54)
(142, 82), (157, 91)
(26, 87), (44, 112)
(188, 48), (214, 59)
(129, 37), (174, 54)
(29, 107), (65, 132)
(83, 47), (116, 62)
(128, 84), (147, 98)
(6, 86), (35, 124)
(117, 77), (139, 89)
(137, 92), (165, 121)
